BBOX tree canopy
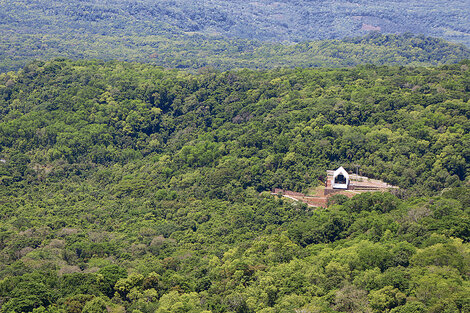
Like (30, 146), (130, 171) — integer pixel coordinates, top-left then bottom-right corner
(0, 60), (468, 312)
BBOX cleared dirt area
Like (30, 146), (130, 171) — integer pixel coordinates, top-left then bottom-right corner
(273, 171), (398, 208)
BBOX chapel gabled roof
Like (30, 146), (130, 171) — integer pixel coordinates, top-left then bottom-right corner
(333, 166), (349, 178)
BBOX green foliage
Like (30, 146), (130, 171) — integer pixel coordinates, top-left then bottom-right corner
(81, 297), (108, 313)
(390, 301), (427, 313)
(369, 286), (406, 312)
(156, 291), (208, 313)
(0, 60), (469, 312)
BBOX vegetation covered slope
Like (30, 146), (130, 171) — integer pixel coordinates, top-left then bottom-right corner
(1, 0), (470, 72)
(1, 32), (470, 73)
(0, 60), (469, 312)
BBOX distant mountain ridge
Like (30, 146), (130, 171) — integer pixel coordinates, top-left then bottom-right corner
(0, 0), (469, 72)
(2, 0), (469, 45)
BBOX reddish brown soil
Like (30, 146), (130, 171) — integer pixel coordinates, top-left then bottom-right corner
(272, 172), (397, 208)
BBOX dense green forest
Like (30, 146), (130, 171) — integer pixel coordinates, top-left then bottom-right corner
(1, 32), (470, 73)
(1, 0), (470, 72)
(0, 60), (469, 312)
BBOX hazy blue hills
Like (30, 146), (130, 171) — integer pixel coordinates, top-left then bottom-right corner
(1, 0), (469, 72)
(2, 0), (469, 45)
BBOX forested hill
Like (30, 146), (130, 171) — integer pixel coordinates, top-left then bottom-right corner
(1, 0), (470, 72)
(1, 59), (469, 194)
(1, 31), (470, 73)
(0, 60), (469, 312)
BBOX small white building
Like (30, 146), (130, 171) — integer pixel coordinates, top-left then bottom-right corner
(332, 166), (350, 189)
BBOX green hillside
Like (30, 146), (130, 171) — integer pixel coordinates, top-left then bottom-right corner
(0, 60), (468, 312)
(2, 32), (470, 73)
